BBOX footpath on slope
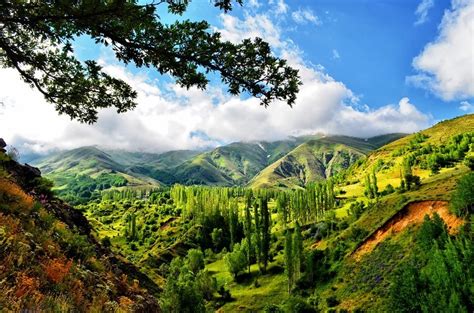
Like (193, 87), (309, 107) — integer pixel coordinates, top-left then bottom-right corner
(352, 200), (464, 260)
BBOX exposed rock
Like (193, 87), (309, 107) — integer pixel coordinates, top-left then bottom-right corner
(0, 138), (6, 148)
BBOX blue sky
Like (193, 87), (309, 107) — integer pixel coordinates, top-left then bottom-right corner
(1, 0), (473, 154)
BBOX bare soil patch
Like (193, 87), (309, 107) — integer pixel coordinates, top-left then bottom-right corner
(352, 200), (463, 260)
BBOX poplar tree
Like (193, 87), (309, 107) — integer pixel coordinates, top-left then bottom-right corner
(293, 222), (303, 281)
(229, 199), (239, 250)
(244, 191), (254, 273)
(253, 200), (262, 270)
(285, 229), (294, 293)
(260, 196), (270, 272)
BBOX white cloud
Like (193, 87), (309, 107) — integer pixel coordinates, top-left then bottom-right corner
(460, 101), (474, 112)
(407, 0), (474, 100)
(0, 9), (431, 156)
(415, 0), (435, 25)
(248, 0), (261, 8)
(269, 0), (288, 15)
(332, 49), (340, 60)
(291, 8), (321, 25)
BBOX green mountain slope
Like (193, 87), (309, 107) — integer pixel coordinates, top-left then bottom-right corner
(31, 147), (161, 204)
(172, 140), (305, 185)
(32, 133), (406, 198)
(340, 114), (474, 198)
(249, 134), (406, 189)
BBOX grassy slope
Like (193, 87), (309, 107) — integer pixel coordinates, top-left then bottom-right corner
(173, 140), (304, 186)
(249, 134), (405, 189)
(340, 114), (474, 198)
(33, 146), (158, 188)
(314, 115), (474, 311)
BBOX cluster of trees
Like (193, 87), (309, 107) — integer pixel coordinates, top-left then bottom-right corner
(58, 173), (128, 204)
(161, 249), (221, 313)
(364, 170), (379, 199)
(401, 133), (473, 174)
(399, 159), (421, 192)
(389, 213), (473, 312)
(170, 183), (336, 273)
(276, 181), (336, 225)
(450, 173), (474, 217)
(101, 188), (167, 202)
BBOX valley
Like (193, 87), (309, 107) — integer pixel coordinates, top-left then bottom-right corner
(2, 114), (472, 312)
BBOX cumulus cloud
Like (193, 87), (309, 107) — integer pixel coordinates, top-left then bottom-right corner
(415, 0), (435, 25)
(407, 0), (474, 100)
(291, 8), (321, 25)
(0, 8), (431, 156)
(332, 49), (340, 60)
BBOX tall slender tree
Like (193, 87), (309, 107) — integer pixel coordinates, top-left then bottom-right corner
(285, 229), (294, 293)
(293, 222), (303, 281)
(260, 196), (271, 272)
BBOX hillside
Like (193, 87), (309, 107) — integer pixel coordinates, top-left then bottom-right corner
(249, 134), (406, 189)
(340, 114), (474, 199)
(0, 144), (160, 311)
(172, 139), (305, 185)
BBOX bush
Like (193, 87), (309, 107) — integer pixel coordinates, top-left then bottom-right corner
(464, 156), (474, 170)
(224, 243), (247, 279)
(450, 172), (474, 217)
(186, 248), (204, 274)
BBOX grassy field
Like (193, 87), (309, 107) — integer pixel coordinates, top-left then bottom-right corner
(207, 255), (288, 312)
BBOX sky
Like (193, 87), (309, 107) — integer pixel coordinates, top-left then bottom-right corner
(1, 0), (473, 157)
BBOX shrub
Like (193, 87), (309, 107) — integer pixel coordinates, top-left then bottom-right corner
(42, 258), (73, 283)
(186, 248), (204, 274)
(450, 172), (474, 217)
(224, 243), (247, 279)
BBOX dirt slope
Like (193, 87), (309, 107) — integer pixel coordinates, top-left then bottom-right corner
(352, 201), (464, 260)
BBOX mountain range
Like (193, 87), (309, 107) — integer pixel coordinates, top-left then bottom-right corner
(30, 133), (406, 203)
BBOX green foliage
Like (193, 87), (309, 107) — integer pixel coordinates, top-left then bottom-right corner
(464, 155), (474, 170)
(285, 229), (294, 293)
(224, 242), (247, 279)
(161, 257), (206, 313)
(450, 172), (474, 217)
(186, 249), (205, 275)
(293, 222), (303, 282)
(1, 1), (299, 123)
(389, 216), (474, 312)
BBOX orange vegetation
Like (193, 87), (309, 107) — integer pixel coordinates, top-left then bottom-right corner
(0, 178), (34, 210)
(353, 201), (464, 260)
(15, 273), (39, 298)
(42, 258), (73, 283)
